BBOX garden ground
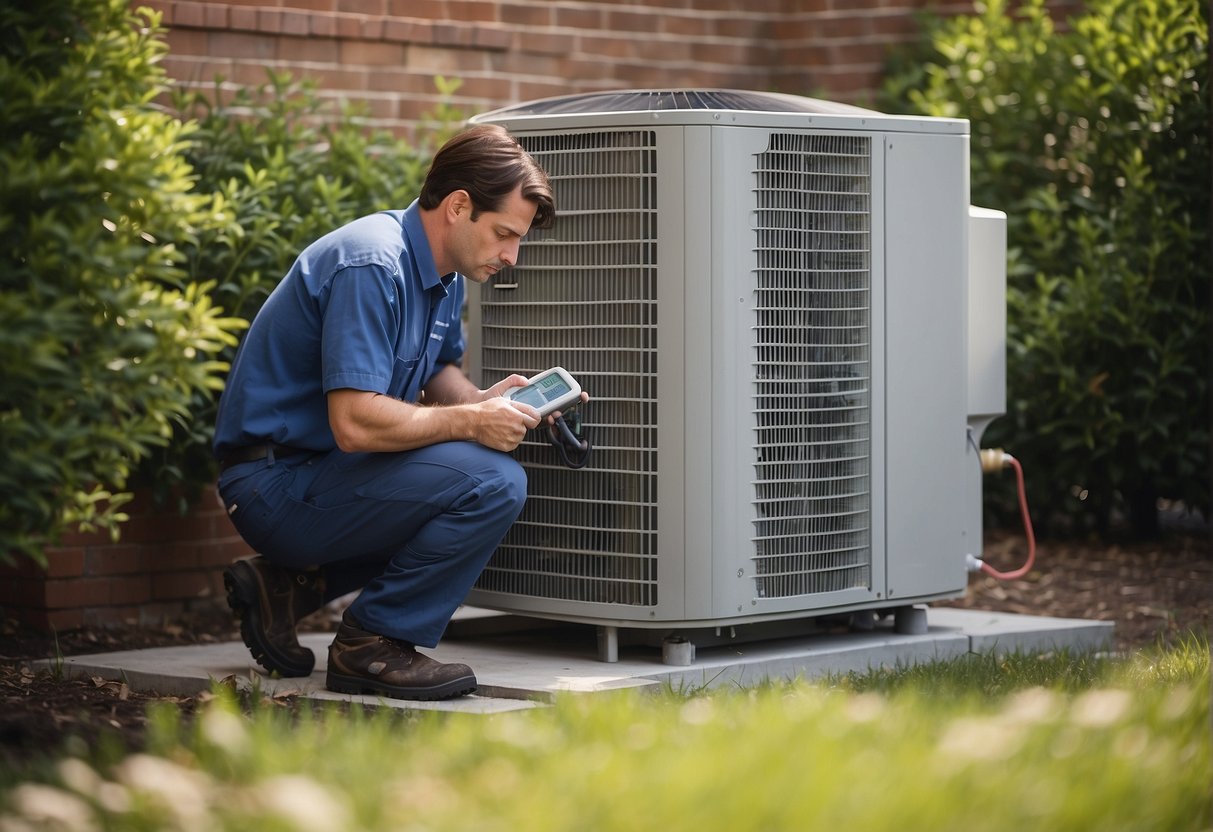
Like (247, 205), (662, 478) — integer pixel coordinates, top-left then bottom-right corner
(1, 527), (1209, 774)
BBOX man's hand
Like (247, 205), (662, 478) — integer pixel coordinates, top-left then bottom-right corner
(473, 394), (541, 451)
(480, 374), (531, 402)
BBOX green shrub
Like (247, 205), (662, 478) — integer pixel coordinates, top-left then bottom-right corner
(882, 0), (1210, 536)
(0, 0), (244, 564)
(134, 74), (463, 506)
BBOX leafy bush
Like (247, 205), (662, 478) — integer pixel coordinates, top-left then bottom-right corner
(0, 0), (244, 564)
(882, 0), (1210, 536)
(134, 74), (464, 506)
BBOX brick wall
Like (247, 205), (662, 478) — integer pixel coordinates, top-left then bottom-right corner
(146, 0), (1083, 138)
(1, 489), (253, 632)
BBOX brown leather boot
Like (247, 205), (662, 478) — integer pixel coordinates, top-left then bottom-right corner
(224, 556), (325, 677)
(326, 613), (477, 701)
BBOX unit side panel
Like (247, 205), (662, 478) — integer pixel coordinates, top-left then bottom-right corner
(718, 127), (884, 619)
(883, 132), (970, 601)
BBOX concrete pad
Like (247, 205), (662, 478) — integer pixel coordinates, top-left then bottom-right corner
(38, 607), (1114, 714)
(928, 607), (1116, 655)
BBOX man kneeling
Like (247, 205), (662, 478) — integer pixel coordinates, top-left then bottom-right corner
(213, 125), (572, 700)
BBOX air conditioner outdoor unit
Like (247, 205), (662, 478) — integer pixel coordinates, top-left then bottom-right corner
(464, 90), (1007, 662)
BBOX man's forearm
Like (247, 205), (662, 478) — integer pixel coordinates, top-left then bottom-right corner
(327, 371), (539, 454)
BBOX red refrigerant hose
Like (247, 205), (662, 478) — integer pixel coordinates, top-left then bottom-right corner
(978, 450), (1037, 580)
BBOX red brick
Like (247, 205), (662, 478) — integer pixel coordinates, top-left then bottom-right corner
(396, 96), (440, 122)
(716, 16), (771, 39)
(383, 18), (426, 42)
(604, 9), (659, 34)
(342, 39), (406, 65)
(450, 74), (512, 100)
(37, 608), (85, 633)
(515, 30), (571, 57)
(57, 526), (110, 547)
(555, 6), (602, 30)
(577, 35), (637, 60)
(279, 35), (342, 64)
(492, 49), (560, 77)
(335, 13), (366, 38)
(208, 30), (277, 62)
(289, 0), (340, 10)
(41, 548), (84, 579)
(309, 63), (373, 90)
(86, 545), (144, 577)
(310, 12), (338, 37)
(107, 575), (153, 606)
(515, 80), (571, 102)
(500, 2), (551, 27)
(43, 577), (109, 610)
(230, 60), (278, 86)
(361, 16), (385, 39)
(679, 40), (753, 67)
(228, 6), (258, 31)
(450, 0), (498, 23)
(204, 3), (229, 28)
(431, 22), (476, 48)
(344, 0), (389, 13)
(171, 2), (207, 28)
(168, 28), (215, 59)
(408, 44), (491, 74)
(473, 25), (512, 50)
(280, 10), (312, 36)
(257, 8), (284, 33)
(152, 571), (215, 601)
(828, 40), (890, 67)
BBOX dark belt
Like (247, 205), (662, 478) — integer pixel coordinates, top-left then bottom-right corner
(220, 443), (308, 472)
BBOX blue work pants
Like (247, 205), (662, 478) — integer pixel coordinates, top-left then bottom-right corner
(217, 442), (526, 648)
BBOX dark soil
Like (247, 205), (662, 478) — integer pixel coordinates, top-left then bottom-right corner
(1, 528), (1209, 777)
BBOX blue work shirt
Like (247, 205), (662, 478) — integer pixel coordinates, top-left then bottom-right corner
(213, 201), (465, 459)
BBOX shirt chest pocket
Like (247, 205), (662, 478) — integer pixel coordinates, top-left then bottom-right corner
(391, 316), (448, 401)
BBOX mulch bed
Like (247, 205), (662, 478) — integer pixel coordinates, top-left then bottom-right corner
(1, 528), (1209, 775)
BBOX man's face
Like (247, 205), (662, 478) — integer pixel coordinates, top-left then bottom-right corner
(447, 185), (538, 283)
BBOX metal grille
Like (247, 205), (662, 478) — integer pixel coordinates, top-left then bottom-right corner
(752, 133), (873, 599)
(474, 130), (659, 606)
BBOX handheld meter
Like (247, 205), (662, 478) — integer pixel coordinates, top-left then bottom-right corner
(503, 367), (582, 417)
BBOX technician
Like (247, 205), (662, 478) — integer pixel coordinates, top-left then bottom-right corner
(213, 124), (575, 701)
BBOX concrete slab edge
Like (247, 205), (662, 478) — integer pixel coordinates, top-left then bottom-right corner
(31, 608), (1117, 713)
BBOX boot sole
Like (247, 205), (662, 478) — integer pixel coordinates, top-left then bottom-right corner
(326, 671), (477, 701)
(224, 561), (317, 678)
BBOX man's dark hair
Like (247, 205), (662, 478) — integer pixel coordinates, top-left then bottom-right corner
(419, 124), (555, 230)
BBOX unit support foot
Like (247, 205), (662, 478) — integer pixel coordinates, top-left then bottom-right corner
(597, 625), (619, 663)
(662, 636), (695, 666)
(894, 605), (929, 635)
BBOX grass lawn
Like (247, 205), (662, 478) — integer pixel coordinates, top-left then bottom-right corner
(2, 638), (1208, 831)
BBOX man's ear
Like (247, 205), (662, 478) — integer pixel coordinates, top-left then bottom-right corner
(445, 189), (472, 221)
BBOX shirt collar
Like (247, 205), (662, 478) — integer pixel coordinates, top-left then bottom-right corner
(402, 200), (458, 293)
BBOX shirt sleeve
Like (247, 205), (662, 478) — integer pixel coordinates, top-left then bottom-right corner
(320, 264), (400, 395)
